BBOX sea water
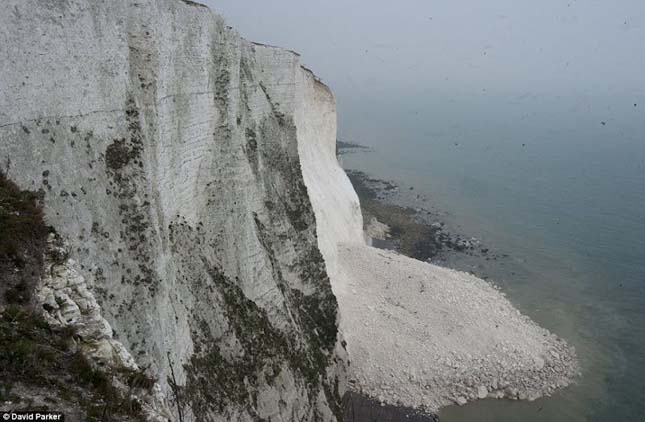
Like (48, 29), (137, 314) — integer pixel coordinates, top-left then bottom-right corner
(339, 93), (645, 421)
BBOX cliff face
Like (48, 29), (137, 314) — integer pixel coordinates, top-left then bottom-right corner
(294, 68), (366, 294)
(0, 1), (346, 420)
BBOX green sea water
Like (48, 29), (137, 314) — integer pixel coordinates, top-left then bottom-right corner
(340, 93), (645, 421)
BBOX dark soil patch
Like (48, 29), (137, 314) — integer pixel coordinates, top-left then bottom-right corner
(105, 138), (133, 170)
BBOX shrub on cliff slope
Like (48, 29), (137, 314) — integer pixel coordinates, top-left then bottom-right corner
(0, 304), (152, 420)
(0, 170), (48, 307)
(0, 173), (153, 420)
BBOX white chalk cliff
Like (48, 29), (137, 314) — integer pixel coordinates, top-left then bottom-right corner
(1, 1), (347, 420)
(0, 0), (577, 420)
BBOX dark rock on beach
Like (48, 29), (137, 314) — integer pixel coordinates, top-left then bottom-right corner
(344, 392), (439, 422)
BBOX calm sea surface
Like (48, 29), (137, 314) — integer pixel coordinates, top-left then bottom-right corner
(340, 94), (645, 421)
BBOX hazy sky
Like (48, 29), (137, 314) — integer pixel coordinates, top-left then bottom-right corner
(201, 1), (644, 143)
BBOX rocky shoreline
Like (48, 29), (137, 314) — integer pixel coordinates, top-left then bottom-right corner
(336, 140), (373, 155)
(345, 169), (503, 265)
